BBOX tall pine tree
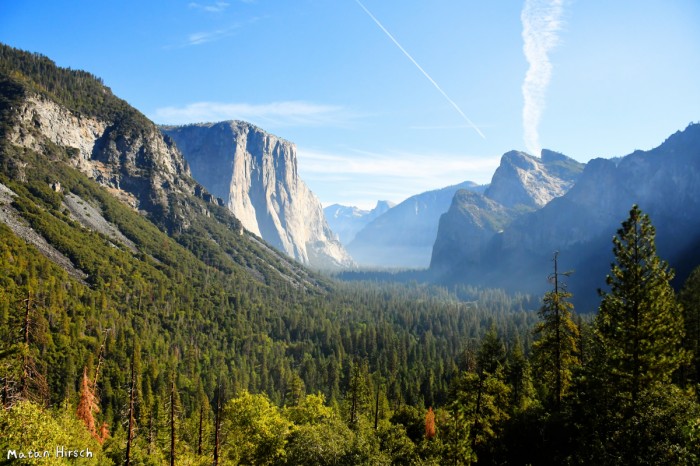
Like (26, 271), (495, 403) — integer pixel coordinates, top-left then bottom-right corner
(532, 252), (579, 408)
(568, 207), (700, 465)
(596, 205), (688, 406)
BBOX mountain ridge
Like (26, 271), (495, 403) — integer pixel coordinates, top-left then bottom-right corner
(430, 123), (700, 308)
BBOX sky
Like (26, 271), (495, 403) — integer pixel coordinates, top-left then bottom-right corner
(1, 1), (699, 209)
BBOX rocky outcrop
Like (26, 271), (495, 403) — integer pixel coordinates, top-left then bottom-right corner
(162, 122), (354, 270)
(430, 149), (583, 283)
(485, 149), (583, 209)
(430, 190), (514, 275)
(0, 44), (329, 291)
(8, 95), (201, 224)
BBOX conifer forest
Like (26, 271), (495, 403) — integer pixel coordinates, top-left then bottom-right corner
(1, 44), (700, 465)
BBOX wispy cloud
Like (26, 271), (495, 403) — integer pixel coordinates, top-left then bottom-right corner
(188, 1), (230, 13)
(297, 147), (499, 208)
(186, 25), (240, 45)
(151, 101), (353, 127)
(182, 5), (261, 46)
(521, 0), (564, 156)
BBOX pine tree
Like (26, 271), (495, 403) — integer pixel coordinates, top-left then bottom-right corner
(596, 205), (688, 406)
(346, 358), (371, 428)
(169, 377), (177, 466)
(505, 335), (535, 412)
(532, 252), (580, 408)
(1, 290), (49, 407)
(679, 266), (700, 388)
(213, 384), (223, 466)
(450, 329), (510, 464)
(125, 352), (137, 466)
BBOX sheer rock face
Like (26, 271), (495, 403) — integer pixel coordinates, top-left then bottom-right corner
(162, 121), (354, 270)
(430, 190), (515, 274)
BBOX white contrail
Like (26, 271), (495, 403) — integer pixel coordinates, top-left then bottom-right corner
(354, 0), (485, 139)
(521, 0), (563, 156)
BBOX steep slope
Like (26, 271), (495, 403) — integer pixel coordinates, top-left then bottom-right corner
(161, 122), (354, 270)
(430, 190), (516, 276)
(0, 43), (323, 290)
(324, 200), (394, 245)
(346, 181), (485, 268)
(431, 123), (700, 309)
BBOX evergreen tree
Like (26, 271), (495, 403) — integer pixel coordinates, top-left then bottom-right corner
(346, 358), (372, 428)
(532, 252), (580, 408)
(679, 266), (700, 389)
(449, 330), (510, 464)
(596, 205), (688, 406)
(505, 335), (535, 413)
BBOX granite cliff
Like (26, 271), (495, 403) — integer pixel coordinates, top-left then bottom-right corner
(0, 43), (324, 289)
(6, 90), (214, 233)
(485, 149), (583, 209)
(162, 122), (354, 270)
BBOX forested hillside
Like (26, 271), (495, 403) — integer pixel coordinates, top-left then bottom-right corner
(1, 44), (699, 464)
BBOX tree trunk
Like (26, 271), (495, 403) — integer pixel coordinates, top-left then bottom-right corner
(125, 355), (135, 466)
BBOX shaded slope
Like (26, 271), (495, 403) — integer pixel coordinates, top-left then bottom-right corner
(431, 123), (700, 310)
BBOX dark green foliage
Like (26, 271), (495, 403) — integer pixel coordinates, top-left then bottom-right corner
(532, 254), (580, 408)
(597, 205), (688, 403)
(504, 335), (535, 413)
(0, 43), (150, 135)
(680, 266), (700, 389)
(444, 329), (511, 464)
(564, 206), (699, 465)
(0, 154), (537, 462)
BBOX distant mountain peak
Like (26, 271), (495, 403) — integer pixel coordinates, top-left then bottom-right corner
(374, 200), (396, 211)
(324, 200), (394, 245)
(485, 149), (584, 209)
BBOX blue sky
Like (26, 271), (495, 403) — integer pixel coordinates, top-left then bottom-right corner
(2, 1), (699, 208)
